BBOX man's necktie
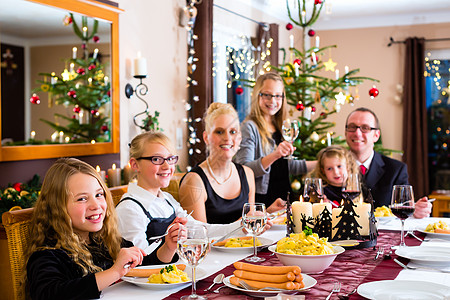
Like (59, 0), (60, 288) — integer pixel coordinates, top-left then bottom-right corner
(360, 165), (367, 175)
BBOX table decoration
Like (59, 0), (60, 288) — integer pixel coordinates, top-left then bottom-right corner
(107, 163), (121, 187)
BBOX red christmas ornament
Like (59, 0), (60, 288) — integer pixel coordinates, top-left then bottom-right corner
(82, 43), (86, 49)
(293, 58), (301, 65)
(320, 112), (327, 118)
(63, 15), (72, 26)
(72, 115), (77, 119)
(296, 102), (305, 111)
(235, 86), (244, 95)
(107, 90), (111, 97)
(311, 106), (316, 112)
(13, 183), (22, 192)
(91, 109), (99, 116)
(73, 106), (81, 113)
(369, 86), (379, 99)
(30, 94), (40, 105)
(76, 68), (85, 75)
(101, 125), (109, 132)
(286, 23), (293, 30)
(93, 36), (100, 43)
(88, 64), (96, 71)
(308, 29), (316, 37)
(314, 0), (323, 4)
(68, 90), (77, 98)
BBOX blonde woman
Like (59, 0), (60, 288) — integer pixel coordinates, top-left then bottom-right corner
(25, 158), (145, 300)
(234, 73), (316, 208)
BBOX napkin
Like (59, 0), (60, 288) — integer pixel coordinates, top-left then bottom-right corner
(264, 294), (305, 300)
(396, 267), (450, 286)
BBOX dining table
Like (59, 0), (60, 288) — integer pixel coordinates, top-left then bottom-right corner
(102, 216), (450, 299)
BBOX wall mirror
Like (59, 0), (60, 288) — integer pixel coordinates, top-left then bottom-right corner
(0, 0), (120, 161)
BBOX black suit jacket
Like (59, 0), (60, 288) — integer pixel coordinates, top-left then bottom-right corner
(362, 151), (409, 207)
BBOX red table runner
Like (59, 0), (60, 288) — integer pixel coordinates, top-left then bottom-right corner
(164, 231), (422, 300)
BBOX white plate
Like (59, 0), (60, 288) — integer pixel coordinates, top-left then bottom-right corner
(417, 228), (450, 240)
(212, 237), (274, 252)
(395, 246), (450, 267)
(222, 274), (317, 297)
(357, 280), (450, 300)
(121, 265), (206, 289)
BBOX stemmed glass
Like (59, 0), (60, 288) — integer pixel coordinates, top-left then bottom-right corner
(303, 178), (324, 203)
(242, 203), (267, 262)
(281, 119), (299, 159)
(342, 173), (361, 201)
(177, 224), (209, 300)
(389, 185), (415, 248)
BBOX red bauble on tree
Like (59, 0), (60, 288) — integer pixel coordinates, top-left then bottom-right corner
(91, 109), (99, 116)
(76, 67), (85, 75)
(235, 85), (244, 95)
(101, 125), (109, 132)
(30, 94), (40, 104)
(88, 64), (96, 71)
(286, 23), (293, 30)
(296, 102), (305, 111)
(320, 112), (327, 118)
(93, 36), (100, 43)
(315, 0), (323, 4)
(369, 86), (379, 99)
(311, 106), (316, 112)
(67, 90), (77, 98)
(73, 106), (81, 113)
(293, 58), (301, 65)
(308, 29), (316, 37)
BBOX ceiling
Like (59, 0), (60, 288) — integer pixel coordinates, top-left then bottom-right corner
(239, 0), (450, 30)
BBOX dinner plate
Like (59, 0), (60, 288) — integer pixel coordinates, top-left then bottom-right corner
(222, 274), (317, 297)
(395, 246), (450, 267)
(417, 228), (450, 240)
(121, 265), (206, 289)
(357, 280), (450, 300)
(212, 237), (274, 252)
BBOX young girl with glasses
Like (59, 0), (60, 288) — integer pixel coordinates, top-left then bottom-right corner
(234, 73), (316, 208)
(25, 158), (145, 299)
(116, 132), (250, 265)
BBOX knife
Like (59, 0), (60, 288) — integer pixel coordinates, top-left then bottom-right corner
(123, 239), (162, 269)
(214, 225), (245, 244)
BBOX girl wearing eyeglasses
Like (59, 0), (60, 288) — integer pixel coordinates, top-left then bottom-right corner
(234, 73), (316, 208)
(116, 132), (246, 265)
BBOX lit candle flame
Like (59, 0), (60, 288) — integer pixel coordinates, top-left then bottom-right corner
(112, 163), (116, 170)
(96, 165), (101, 172)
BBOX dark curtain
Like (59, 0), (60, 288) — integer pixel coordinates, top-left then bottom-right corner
(402, 37), (429, 197)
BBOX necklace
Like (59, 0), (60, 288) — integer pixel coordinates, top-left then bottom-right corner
(206, 158), (233, 185)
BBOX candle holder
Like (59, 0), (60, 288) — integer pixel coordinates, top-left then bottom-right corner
(124, 75), (150, 130)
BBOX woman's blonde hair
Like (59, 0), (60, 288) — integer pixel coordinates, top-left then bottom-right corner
(204, 102), (240, 133)
(129, 131), (176, 159)
(24, 158), (122, 293)
(311, 145), (359, 185)
(247, 72), (287, 152)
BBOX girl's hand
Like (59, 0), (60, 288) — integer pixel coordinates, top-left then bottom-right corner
(413, 197), (432, 219)
(164, 217), (187, 251)
(274, 141), (295, 159)
(117, 247), (146, 276)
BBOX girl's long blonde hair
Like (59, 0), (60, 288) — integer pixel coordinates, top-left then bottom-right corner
(24, 158), (122, 284)
(246, 72), (287, 153)
(311, 145), (359, 185)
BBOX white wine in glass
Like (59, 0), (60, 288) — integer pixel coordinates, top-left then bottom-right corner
(282, 119), (299, 159)
(177, 224), (209, 300)
(242, 203), (267, 262)
(389, 185), (415, 248)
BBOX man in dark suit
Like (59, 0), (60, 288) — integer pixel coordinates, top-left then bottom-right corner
(345, 107), (431, 218)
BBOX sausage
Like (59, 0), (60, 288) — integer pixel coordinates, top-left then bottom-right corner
(233, 270), (295, 283)
(230, 276), (296, 290)
(214, 236), (252, 247)
(294, 274), (303, 282)
(233, 261), (301, 275)
(435, 228), (450, 234)
(125, 264), (186, 277)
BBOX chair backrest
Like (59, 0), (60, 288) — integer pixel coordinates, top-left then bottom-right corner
(109, 185), (128, 206)
(161, 173), (185, 202)
(2, 207), (34, 300)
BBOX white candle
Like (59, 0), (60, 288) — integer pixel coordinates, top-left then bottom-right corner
(327, 132), (331, 146)
(107, 164), (122, 187)
(65, 136), (70, 143)
(301, 10), (306, 23)
(311, 52), (317, 65)
(315, 36), (320, 48)
(59, 131), (64, 143)
(331, 205), (343, 239)
(354, 201), (371, 236)
(291, 197), (313, 233)
(303, 106), (312, 121)
(93, 48), (99, 59)
(70, 63), (74, 73)
(312, 201), (331, 220)
(83, 26), (87, 38)
(30, 131), (36, 140)
(345, 65), (349, 74)
(290, 35), (294, 48)
(104, 76), (109, 85)
(72, 47), (77, 59)
(96, 165), (106, 183)
(51, 131), (58, 142)
(123, 163), (135, 184)
(88, 78), (92, 86)
(294, 62), (299, 77)
(51, 72), (57, 84)
(335, 69), (340, 80)
(134, 51), (147, 76)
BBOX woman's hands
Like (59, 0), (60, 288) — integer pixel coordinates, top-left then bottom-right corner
(413, 197), (432, 219)
(274, 141), (295, 159)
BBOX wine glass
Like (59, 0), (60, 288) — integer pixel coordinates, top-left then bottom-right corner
(242, 203), (267, 262)
(177, 224), (209, 300)
(342, 173), (361, 201)
(389, 185), (415, 248)
(303, 178), (324, 203)
(282, 119), (299, 159)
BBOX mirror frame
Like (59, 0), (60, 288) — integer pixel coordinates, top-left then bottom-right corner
(0, 0), (121, 161)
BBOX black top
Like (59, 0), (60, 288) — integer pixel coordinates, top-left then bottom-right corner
(256, 131), (291, 207)
(27, 239), (133, 300)
(324, 184), (345, 202)
(183, 163), (249, 224)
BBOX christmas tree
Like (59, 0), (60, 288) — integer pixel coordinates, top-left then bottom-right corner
(29, 13), (111, 143)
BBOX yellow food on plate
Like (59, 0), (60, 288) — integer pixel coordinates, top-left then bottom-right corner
(224, 237), (262, 248)
(374, 205), (394, 217)
(147, 265), (189, 284)
(276, 231), (334, 255)
(425, 220), (449, 233)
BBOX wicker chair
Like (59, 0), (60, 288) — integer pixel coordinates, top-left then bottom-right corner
(2, 208), (34, 300)
(109, 185), (128, 206)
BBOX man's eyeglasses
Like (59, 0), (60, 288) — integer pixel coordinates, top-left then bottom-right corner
(137, 155), (179, 165)
(345, 124), (378, 133)
(259, 92), (284, 101)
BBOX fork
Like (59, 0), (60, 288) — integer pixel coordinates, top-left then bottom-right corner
(394, 258), (450, 273)
(147, 224), (175, 243)
(404, 230), (424, 242)
(325, 282), (341, 300)
(374, 246), (384, 260)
